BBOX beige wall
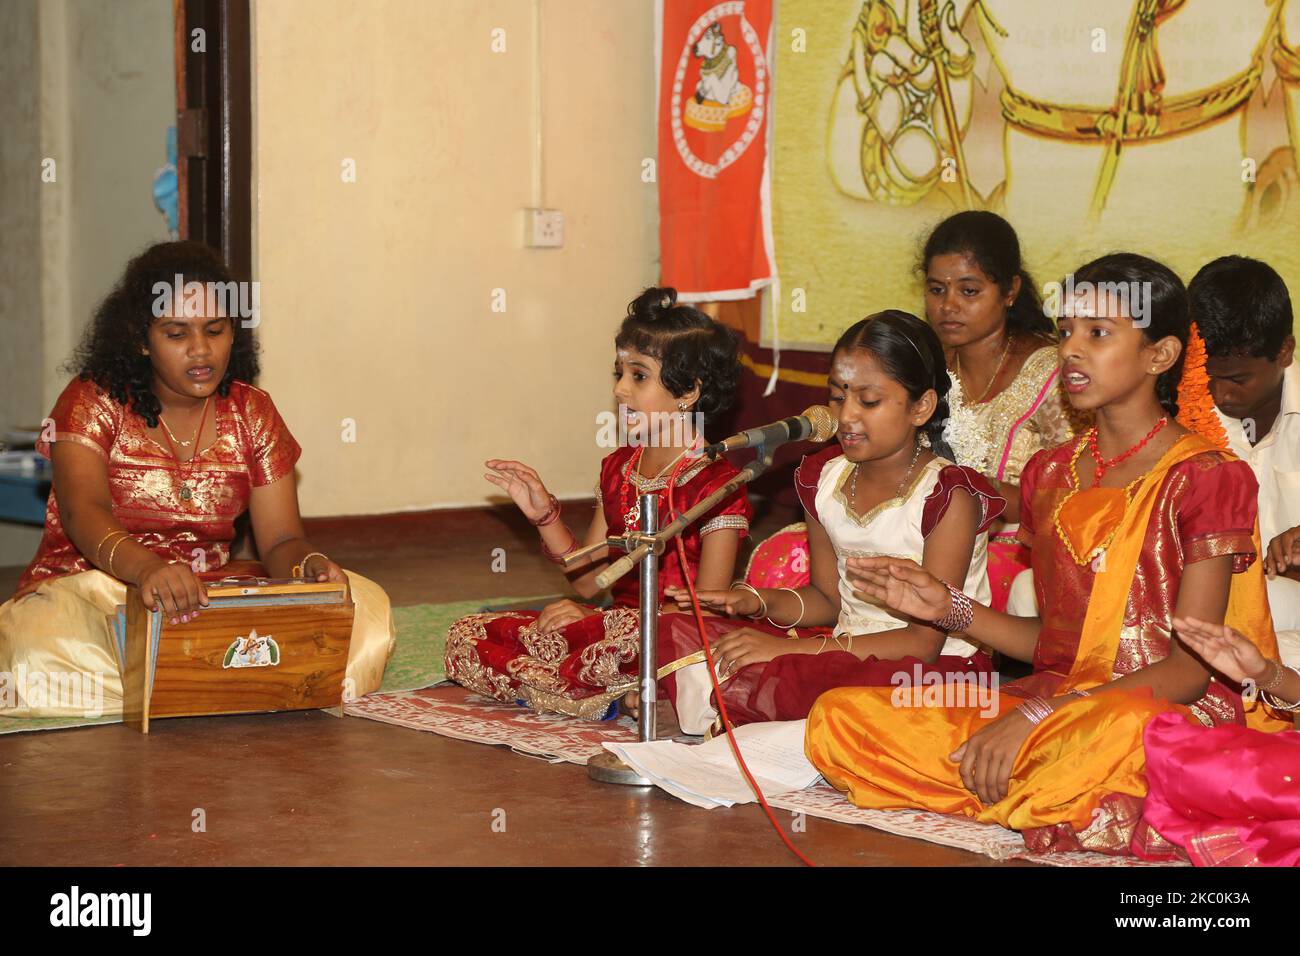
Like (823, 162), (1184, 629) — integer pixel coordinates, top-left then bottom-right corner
(251, 0), (659, 516)
(0, 0), (172, 566)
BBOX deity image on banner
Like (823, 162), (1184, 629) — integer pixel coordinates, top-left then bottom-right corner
(775, 0), (1300, 348)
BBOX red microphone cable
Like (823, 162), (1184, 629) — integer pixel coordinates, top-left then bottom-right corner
(665, 461), (816, 867)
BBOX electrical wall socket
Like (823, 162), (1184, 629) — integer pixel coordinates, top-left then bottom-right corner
(524, 208), (564, 248)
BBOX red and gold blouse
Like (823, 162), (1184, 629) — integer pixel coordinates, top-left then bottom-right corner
(1013, 438), (1259, 725)
(14, 377), (300, 599)
(596, 446), (751, 607)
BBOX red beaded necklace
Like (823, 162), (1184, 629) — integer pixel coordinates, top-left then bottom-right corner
(619, 442), (699, 531)
(1086, 416), (1167, 486)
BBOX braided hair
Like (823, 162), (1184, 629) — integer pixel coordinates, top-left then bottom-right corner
(1070, 253), (1189, 417)
(831, 309), (956, 459)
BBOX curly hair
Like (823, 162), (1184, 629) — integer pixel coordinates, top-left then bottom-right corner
(69, 241), (260, 427)
(615, 287), (741, 425)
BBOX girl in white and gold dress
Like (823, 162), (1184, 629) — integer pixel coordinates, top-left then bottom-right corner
(656, 310), (1005, 733)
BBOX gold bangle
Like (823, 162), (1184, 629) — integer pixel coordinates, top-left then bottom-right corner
(767, 586), (806, 629)
(294, 551), (330, 578)
(730, 581), (767, 618)
(94, 529), (129, 564)
(1258, 659), (1286, 694)
(106, 535), (132, 579)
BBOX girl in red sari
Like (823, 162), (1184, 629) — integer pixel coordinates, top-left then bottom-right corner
(444, 288), (751, 719)
(0, 242), (394, 717)
(1135, 617), (1300, 866)
(655, 311), (1004, 734)
(814, 254), (1290, 855)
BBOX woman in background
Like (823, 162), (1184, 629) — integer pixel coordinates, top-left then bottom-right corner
(922, 211), (1079, 611)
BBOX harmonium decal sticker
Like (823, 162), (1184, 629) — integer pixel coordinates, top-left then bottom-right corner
(113, 577), (354, 732)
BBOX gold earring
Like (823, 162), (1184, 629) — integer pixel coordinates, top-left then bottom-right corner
(678, 402), (689, 411)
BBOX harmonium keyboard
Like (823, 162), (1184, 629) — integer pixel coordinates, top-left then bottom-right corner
(114, 577), (355, 733)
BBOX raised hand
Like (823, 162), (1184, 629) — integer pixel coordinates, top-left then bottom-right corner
(1172, 616), (1269, 686)
(664, 585), (761, 617)
(484, 459), (553, 522)
(845, 556), (950, 623)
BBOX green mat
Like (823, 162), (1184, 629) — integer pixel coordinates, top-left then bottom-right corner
(0, 595), (552, 735)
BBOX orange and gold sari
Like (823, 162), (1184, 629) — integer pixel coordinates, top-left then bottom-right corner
(806, 433), (1289, 854)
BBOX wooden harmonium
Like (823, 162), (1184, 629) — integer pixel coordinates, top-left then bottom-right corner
(115, 577), (354, 733)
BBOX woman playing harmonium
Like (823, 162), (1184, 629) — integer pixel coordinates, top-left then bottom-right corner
(0, 241), (395, 717)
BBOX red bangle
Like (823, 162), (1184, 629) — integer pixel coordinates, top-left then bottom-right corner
(541, 528), (578, 564)
(531, 495), (561, 527)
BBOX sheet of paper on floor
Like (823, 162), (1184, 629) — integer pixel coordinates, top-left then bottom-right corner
(603, 719), (822, 809)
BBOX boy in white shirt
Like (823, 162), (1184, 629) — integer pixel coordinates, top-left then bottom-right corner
(1192, 255), (1300, 631)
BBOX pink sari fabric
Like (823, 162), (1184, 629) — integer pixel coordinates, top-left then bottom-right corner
(986, 533), (1029, 614)
(743, 524), (811, 590)
(1135, 710), (1300, 866)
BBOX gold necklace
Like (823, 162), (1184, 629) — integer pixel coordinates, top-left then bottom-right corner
(956, 335), (1014, 405)
(159, 397), (210, 448)
(636, 443), (695, 483)
(850, 439), (923, 509)
(625, 439), (701, 527)
(1051, 436), (1146, 566)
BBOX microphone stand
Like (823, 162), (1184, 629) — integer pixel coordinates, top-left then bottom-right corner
(576, 442), (777, 785)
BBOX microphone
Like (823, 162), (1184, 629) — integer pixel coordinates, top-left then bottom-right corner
(703, 405), (838, 458)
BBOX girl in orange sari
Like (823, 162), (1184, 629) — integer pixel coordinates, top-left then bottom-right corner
(810, 253), (1290, 854)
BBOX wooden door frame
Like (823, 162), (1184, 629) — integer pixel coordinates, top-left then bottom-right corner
(174, 0), (252, 281)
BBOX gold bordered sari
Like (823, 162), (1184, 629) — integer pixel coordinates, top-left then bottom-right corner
(806, 433), (1288, 853)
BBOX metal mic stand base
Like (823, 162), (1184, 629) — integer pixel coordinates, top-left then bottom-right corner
(585, 444), (777, 790)
(586, 750), (654, 786)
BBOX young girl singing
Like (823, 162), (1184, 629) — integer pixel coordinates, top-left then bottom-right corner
(808, 254), (1290, 855)
(0, 241), (395, 717)
(443, 288), (751, 718)
(654, 311), (1005, 734)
